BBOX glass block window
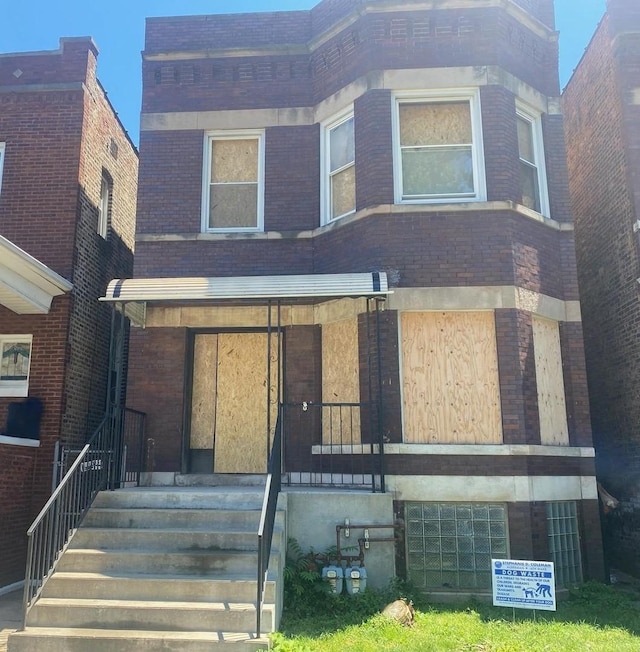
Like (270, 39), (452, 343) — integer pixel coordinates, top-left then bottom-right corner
(546, 501), (583, 587)
(406, 502), (508, 590)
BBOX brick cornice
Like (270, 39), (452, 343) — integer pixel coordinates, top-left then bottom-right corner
(143, 0), (556, 63)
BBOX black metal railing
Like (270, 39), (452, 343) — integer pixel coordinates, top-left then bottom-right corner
(282, 402), (382, 491)
(121, 408), (146, 485)
(256, 407), (282, 638)
(22, 408), (140, 621)
(52, 409), (146, 489)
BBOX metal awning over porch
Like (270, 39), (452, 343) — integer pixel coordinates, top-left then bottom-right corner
(0, 235), (73, 314)
(100, 272), (390, 326)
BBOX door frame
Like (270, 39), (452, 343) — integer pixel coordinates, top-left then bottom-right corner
(182, 325), (285, 474)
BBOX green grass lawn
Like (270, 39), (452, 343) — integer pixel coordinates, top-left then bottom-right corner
(272, 581), (640, 651)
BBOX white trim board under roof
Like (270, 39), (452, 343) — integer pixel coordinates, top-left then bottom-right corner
(101, 272), (390, 326)
(0, 235), (72, 314)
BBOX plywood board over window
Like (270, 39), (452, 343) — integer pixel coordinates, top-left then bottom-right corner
(532, 317), (569, 445)
(203, 131), (263, 232)
(401, 312), (502, 444)
(398, 100), (475, 199)
(321, 318), (361, 444)
(190, 334), (219, 451)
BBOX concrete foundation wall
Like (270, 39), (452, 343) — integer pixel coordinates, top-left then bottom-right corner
(285, 490), (396, 590)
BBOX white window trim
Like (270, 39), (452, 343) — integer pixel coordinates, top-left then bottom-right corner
(516, 103), (550, 218)
(321, 108), (355, 225)
(392, 88), (487, 205)
(0, 434), (40, 447)
(0, 142), (5, 197)
(201, 129), (265, 233)
(98, 173), (111, 239)
(0, 334), (33, 398)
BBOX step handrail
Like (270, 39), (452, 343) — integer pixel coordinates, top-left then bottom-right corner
(21, 411), (122, 624)
(256, 406), (282, 638)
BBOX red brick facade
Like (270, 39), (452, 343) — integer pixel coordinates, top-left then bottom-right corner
(127, 0), (604, 588)
(0, 38), (138, 588)
(563, 0), (640, 576)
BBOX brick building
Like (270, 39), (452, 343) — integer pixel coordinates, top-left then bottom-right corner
(0, 38), (138, 591)
(105, 0), (603, 596)
(563, 0), (640, 576)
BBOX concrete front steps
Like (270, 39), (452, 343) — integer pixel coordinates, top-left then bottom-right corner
(8, 486), (285, 652)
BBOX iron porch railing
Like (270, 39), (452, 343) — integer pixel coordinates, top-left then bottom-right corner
(256, 407), (282, 638)
(22, 407), (145, 622)
(52, 408), (146, 489)
(282, 401), (384, 491)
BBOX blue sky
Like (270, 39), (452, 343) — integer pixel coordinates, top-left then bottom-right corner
(0, 0), (606, 145)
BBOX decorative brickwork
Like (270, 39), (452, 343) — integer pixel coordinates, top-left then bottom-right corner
(131, 0), (603, 584)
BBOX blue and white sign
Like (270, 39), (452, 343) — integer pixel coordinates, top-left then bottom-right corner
(492, 559), (556, 611)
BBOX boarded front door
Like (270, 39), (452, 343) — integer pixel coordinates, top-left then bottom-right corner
(189, 332), (278, 473)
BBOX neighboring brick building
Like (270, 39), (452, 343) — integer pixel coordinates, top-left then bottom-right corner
(563, 0), (640, 577)
(0, 38), (138, 590)
(107, 0), (604, 594)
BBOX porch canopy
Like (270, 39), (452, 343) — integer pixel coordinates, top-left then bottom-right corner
(100, 272), (389, 326)
(0, 235), (73, 314)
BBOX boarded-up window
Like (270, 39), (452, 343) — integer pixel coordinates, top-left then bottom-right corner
(321, 318), (361, 444)
(517, 114), (541, 213)
(205, 134), (262, 230)
(532, 317), (569, 445)
(401, 312), (502, 444)
(398, 101), (474, 199)
(327, 115), (355, 221)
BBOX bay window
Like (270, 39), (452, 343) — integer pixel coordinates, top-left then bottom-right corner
(394, 91), (485, 204)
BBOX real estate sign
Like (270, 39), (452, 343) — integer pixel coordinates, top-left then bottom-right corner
(491, 559), (556, 611)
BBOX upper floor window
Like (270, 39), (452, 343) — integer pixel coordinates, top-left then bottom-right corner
(202, 131), (264, 232)
(0, 142), (5, 197)
(0, 335), (32, 397)
(393, 90), (486, 204)
(516, 105), (549, 217)
(98, 172), (112, 239)
(323, 112), (355, 223)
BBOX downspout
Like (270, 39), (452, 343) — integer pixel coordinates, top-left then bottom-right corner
(267, 301), (272, 462)
(375, 298), (385, 493)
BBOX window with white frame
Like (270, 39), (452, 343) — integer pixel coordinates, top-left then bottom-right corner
(0, 335), (33, 397)
(202, 131), (264, 232)
(394, 91), (485, 203)
(517, 106), (549, 217)
(97, 172), (112, 239)
(323, 112), (355, 223)
(0, 142), (5, 196)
